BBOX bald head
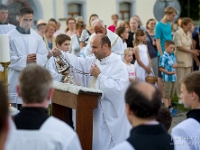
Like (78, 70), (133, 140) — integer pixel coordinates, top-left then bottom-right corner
(90, 34), (111, 60)
(136, 82), (156, 101)
(125, 82), (161, 119)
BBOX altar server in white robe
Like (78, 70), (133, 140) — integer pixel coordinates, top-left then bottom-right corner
(0, 4), (15, 72)
(0, 4), (15, 34)
(171, 71), (200, 150)
(46, 34), (71, 82)
(52, 34), (131, 150)
(5, 64), (82, 150)
(84, 18), (124, 59)
(8, 7), (48, 108)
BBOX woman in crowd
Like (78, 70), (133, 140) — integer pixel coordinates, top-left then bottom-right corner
(173, 17), (200, 102)
(146, 18), (158, 79)
(116, 26), (129, 50)
(126, 17), (139, 48)
(65, 17), (76, 37)
(36, 19), (46, 37)
(43, 23), (56, 58)
(79, 14), (98, 50)
(70, 19), (85, 56)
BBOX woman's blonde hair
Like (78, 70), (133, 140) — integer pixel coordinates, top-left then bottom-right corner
(124, 48), (133, 58)
(133, 29), (145, 46)
(45, 23), (56, 33)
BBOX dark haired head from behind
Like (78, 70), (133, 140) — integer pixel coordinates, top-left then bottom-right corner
(157, 107), (172, 131)
(0, 82), (9, 150)
(19, 6), (33, 17)
(125, 82), (161, 126)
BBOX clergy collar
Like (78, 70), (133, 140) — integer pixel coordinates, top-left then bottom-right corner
(130, 124), (167, 135)
(0, 21), (8, 25)
(187, 109), (200, 123)
(20, 107), (48, 115)
(99, 53), (112, 65)
(16, 26), (31, 34)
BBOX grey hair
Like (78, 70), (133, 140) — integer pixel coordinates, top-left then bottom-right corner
(92, 18), (106, 29)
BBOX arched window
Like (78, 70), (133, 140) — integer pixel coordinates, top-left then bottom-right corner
(68, 3), (82, 18)
(117, 0), (135, 21)
(119, 2), (130, 21)
(64, 0), (86, 21)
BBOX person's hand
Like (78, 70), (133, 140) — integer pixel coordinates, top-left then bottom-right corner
(47, 51), (53, 59)
(196, 61), (200, 67)
(172, 63), (178, 68)
(27, 53), (36, 63)
(152, 41), (156, 46)
(191, 49), (200, 56)
(90, 64), (101, 77)
(169, 71), (176, 75)
(52, 48), (61, 57)
(145, 67), (151, 74)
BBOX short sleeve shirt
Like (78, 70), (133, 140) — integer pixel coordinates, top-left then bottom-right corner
(126, 64), (136, 79)
(80, 29), (91, 44)
(173, 28), (193, 67)
(159, 51), (177, 82)
(155, 22), (172, 56)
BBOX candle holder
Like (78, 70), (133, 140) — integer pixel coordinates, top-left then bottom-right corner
(0, 62), (10, 93)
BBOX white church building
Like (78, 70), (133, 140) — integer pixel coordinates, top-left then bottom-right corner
(1, 0), (157, 30)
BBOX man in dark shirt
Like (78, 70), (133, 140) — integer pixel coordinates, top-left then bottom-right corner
(112, 82), (174, 150)
(5, 64), (81, 150)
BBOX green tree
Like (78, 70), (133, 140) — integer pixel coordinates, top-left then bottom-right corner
(178, 0), (200, 20)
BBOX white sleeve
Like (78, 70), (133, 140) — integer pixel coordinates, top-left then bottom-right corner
(9, 40), (27, 71)
(97, 63), (128, 97)
(61, 52), (93, 86)
(67, 133), (82, 150)
(36, 38), (48, 66)
(45, 57), (62, 82)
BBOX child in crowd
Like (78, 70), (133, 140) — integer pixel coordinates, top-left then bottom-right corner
(46, 34), (71, 82)
(159, 40), (178, 116)
(157, 107), (172, 131)
(116, 26), (129, 50)
(171, 71), (200, 150)
(134, 29), (152, 82)
(124, 48), (136, 82)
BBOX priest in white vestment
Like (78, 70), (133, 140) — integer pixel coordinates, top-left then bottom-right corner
(7, 7), (48, 106)
(84, 18), (124, 59)
(0, 4), (15, 72)
(52, 34), (131, 150)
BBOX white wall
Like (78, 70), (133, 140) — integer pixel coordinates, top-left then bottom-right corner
(135, 0), (157, 26)
(86, 0), (116, 26)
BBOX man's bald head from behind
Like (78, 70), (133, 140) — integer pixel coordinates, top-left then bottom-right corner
(125, 82), (161, 119)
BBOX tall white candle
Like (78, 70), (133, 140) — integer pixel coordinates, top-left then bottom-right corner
(0, 34), (10, 62)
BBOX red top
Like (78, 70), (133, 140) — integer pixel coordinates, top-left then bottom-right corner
(108, 25), (116, 32)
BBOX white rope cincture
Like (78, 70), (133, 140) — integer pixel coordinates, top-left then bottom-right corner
(99, 99), (115, 147)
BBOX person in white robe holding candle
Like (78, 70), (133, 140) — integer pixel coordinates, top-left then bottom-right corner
(52, 34), (131, 150)
(0, 4), (15, 72)
(84, 19), (124, 59)
(8, 6), (48, 109)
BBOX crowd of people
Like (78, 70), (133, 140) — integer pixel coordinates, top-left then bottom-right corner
(0, 3), (200, 150)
